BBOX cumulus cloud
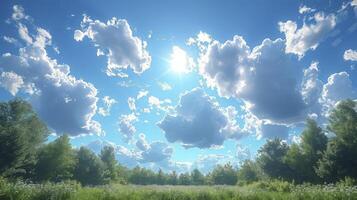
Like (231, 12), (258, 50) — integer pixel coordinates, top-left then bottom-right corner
(137, 134), (173, 163)
(320, 72), (356, 116)
(299, 5), (316, 14)
(3, 36), (19, 45)
(170, 46), (195, 74)
(137, 90), (149, 99)
(158, 81), (172, 91)
(98, 96), (117, 116)
(0, 6), (102, 136)
(301, 62), (323, 106)
(0, 71), (24, 96)
(344, 49), (357, 61)
(74, 15), (151, 77)
(11, 5), (30, 21)
(192, 154), (235, 174)
(279, 12), (336, 57)
(199, 35), (306, 123)
(87, 136), (177, 171)
(199, 35), (250, 98)
(127, 97), (136, 111)
(147, 95), (173, 113)
(118, 113), (137, 141)
(158, 88), (244, 148)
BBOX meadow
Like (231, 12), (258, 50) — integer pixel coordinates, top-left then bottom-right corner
(1, 178), (357, 200)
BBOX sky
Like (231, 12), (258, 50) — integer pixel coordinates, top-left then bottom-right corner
(0, 0), (356, 173)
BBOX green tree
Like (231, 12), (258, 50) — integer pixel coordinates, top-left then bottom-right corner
(191, 169), (205, 185)
(156, 169), (167, 185)
(178, 172), (192, 185)
(100, 145), (117, 182)
(167, 171), (178, 185)
(34, 135), (76, 182)
(237, 160), (260, 184)
(0, 99), (48, 178)
(128, 166), (157, 185)
(317, 100), (357, 182)
(210, 163), (237, 185)
(74, 147), (106, 185)
(284, 119), (327, 183)
(257, 138), (292, 180)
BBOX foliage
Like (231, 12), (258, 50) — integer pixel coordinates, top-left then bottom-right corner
(34, 135), (76, 182)
(74, 147), (106, 186)
(100, 146), (118, 182)
(1, 178), (357, 200)
(0, 99), (48, 178)
(317, 99), (357, 182)
(257, 138), (292, 180)
(284, 119), (327, 183)
(1, 98), (357, 187)
(237, 160), (261, 184)
(209, 163), (238, 185)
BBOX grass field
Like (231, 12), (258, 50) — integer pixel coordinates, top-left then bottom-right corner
(1, 178), (357, 200)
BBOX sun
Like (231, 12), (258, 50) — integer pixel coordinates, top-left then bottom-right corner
(170, 46), (194, 74)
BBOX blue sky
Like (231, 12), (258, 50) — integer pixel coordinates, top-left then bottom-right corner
(0, 0), (356, 173)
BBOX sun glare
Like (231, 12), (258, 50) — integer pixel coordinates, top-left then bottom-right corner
(170, 46), (193, 74)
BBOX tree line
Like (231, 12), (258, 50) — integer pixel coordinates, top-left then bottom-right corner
(0, 98), (356, 186)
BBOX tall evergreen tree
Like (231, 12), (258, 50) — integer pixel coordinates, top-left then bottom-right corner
(100, 145), (117, 182)
(0, 99), (48, 178)
(284, 119), (327, 183)
(191, 169), (205, 185)
(257, 138), (292, 180)
(74, 147), (106, 185)
(317, 100), (357, 182)
(34, 135), (76, 182)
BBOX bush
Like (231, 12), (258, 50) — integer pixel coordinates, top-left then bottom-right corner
(248, 180), (294, 192)
(0, 177), (80, 200)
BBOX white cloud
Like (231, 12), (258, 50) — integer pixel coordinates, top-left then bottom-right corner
(118, 113), (137, 141)
(192, 154), (235, 174)
(98, 96), (117, 116)
(11, 5), (30, 21)
(18, 23), (33, 44)
(299, 5), (316, 14)
(148, 95), (173, 113)
(158, 81), (172, 91)
(170, 46), (195, 74)
(158, 88), (245, 148)
(344, 49), (357, 61)
(199, 35), (250, 98)
(279, 12), (336, 57)
(137, 90), (149, 99)
(0, 6), (102, 136)
(199, 36), (306, 124)
(140, 140), (173, 163)
(136, 133), (150, 151)
(301, 62), (323, 106)
(320, 72), (356, 116)
(74, 15), (151, 77)
(127, 97), (136, 111)
(351, 0), (357, 16)
(186, 31), (213, 52)
(0, 71), (24, 96)
(3, 36), (19, 45)
(87, 136), (177, 171)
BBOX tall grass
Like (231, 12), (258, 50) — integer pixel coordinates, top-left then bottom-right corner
(1, 177), (357, 200)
